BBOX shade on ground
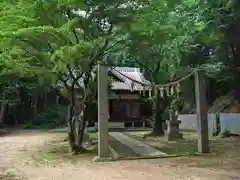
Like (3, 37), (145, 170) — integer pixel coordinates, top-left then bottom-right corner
(109, 132), (167, 157)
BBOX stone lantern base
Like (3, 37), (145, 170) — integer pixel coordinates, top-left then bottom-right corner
(164, 110), (182, 141)
(165, 120), (182, 141)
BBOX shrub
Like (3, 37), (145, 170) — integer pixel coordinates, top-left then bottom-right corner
(24, 106), (67, 129)
(222, 129), (231, 138)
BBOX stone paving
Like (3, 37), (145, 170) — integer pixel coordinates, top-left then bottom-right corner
(51, 128), (167, 157)
(109, 132), (167, 157)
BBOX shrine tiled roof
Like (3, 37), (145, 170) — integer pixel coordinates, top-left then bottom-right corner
(65, 66), (151, 92)
(109, 67), (150, 91)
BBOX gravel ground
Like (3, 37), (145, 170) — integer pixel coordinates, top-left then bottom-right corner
(0, 130), (239, 180)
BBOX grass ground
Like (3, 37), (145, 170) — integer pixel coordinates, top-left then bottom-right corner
(31, 135), (98, 165)
(124, 130), (240, 170)
(30, 132), (138, 164)
(0, 173), (24, 180)
(124, 131), (198, 155)
(124, 130), (240, 155)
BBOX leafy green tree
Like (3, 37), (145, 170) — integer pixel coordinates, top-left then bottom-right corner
(0, 0), (146, 153)
(115, 0), (206, 135)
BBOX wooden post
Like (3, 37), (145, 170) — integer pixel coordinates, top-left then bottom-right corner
(194, 70), (209, 153)
(97, 64), (109, 158)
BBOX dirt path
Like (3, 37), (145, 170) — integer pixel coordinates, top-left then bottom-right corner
(0, 131), (239, 180)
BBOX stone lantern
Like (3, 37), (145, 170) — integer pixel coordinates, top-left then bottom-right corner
(165, 110), (182, 141)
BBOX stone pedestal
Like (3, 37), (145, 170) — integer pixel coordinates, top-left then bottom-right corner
(165, 111), (182, 141)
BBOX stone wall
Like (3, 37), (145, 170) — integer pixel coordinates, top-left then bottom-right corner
(179, 113), (240, 135)
(178, 114), (216, 136)
(219, 113), (240, 134)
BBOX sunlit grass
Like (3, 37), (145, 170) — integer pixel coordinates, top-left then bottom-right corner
(0, 172), (24, 180)
(124, 131), (198, 156)
(31, 134), (98, 165)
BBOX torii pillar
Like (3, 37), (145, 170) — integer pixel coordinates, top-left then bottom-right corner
(97, 64), (109, 158)
(195, 70), (209, 153)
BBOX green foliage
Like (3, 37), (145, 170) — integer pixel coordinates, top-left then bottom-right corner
(168, 94), (184, 112)
(0, 0), (233, 95)
(0, 0), (239, 88)
(116, 0), (207, 84)
(0, 0), (146, 99)
(222, 129), (231, 138)
(24, 106), (67, 129)
(0, 0), (240, 133)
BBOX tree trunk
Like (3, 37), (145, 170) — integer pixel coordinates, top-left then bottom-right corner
(74, 114), (85, 153)
(14, 106), (17, 126)
(44, 92), (47, 110)
(66, 87), (88, 154)
(77, 117), (86, 150)
(56, 95), (59, 107)
(74, 97), (92, 154)
(0, 90), (7, 127)
(67, 94), (92, 154)
(152, 92), (164, 136)
(67, 91), (77, 154)
(76, 101), (90, 152)
(31, 95), (38, 123)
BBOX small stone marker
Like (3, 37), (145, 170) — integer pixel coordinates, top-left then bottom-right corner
(194, 70), (209, 153)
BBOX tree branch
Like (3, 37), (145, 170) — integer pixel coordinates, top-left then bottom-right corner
(66, 64), (84, 89)
(88, 22), (114, 63)
(67, 8), (94, 41)
(66, 9), (80, 44)
(47, 42), (54, 54)
(134, 58), (153, 73)
(16, 37), (39, 51)
(229, 43), (237, 61)
(58, 74), (68, 87)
